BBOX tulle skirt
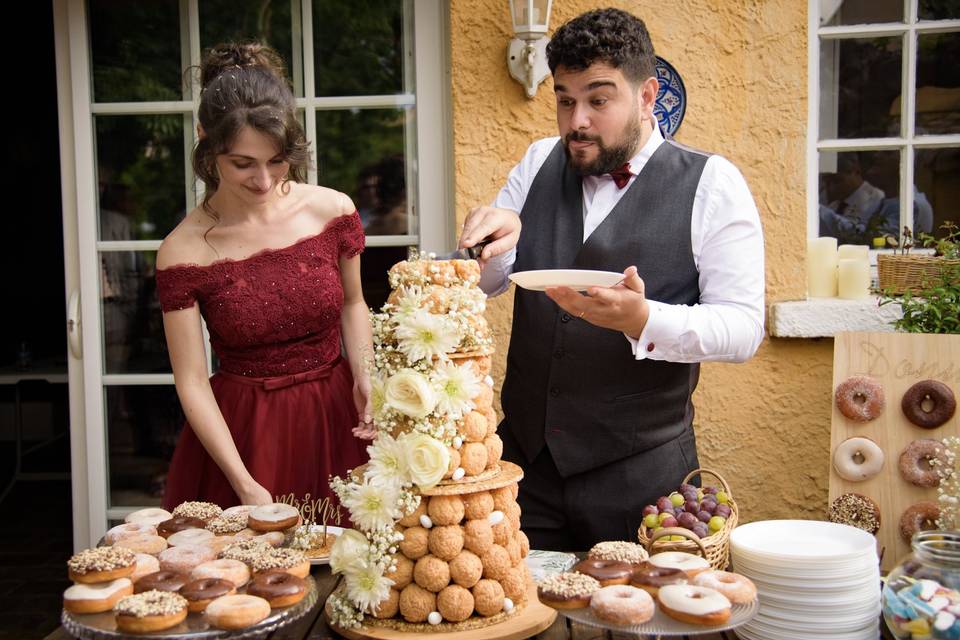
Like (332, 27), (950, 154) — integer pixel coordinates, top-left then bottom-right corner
(162, 356), (369, 510)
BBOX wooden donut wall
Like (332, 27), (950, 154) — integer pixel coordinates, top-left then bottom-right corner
(829, 332), (960, 572)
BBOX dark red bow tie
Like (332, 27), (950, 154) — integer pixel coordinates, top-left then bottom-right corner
(607, 163), (633, 189)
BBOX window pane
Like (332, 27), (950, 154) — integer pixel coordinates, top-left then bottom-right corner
(916, 33), (960, 135)
(315, 109), (411, 236)
(919, 0), (960, 20)
(101, 251), (171, 375)
(362, 246), (413, 310)
(819, 37), (902, 139)
(96, 115), (187, 241)
(107, 385), (183, 508)
(89, 0), (183, 102)
(818, 150), (901, 244)
(312, 0), (405, 96)
(199, 0), (298, 95)
(916, 147), (960, 240)
(821, 0), (903, 26)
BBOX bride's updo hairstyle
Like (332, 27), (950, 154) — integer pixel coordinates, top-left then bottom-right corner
(193, 42), (309, 213)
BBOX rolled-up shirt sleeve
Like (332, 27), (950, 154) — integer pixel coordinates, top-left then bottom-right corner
(625, 155), (765, 363)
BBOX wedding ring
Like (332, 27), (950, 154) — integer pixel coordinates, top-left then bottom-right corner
(577, 311), (585, 319)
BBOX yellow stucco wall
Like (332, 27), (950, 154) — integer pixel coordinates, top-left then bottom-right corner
(449, 1), (836, 522)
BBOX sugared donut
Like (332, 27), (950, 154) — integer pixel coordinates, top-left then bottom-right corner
(179, 577), (235, 613)
(67, 546), (136, 584)
(832, 436), (885, 481)
(204, 594), (271, 630)
(902, 380), (957, 429)
(191, 558), (250, 588)
(828, 493), (881, 534)
(590, 585), (655, 625)
(629, 562), (688, 596)
(124, 508), (172, 528)
(899, 501), (940, 543)
(114, 590), (188, 633)
(114, 534), (168, 556)
(167, 528), (214, 547)
(647, 552), (711, 578)
(692, 570), (757, 604)
(159, 543), (216, 574)
(105, 522), (158, 545)
(658, 584), (731, 626)
(133, 569), (190, 594)
(63, 578), (133, 614)
(835, 376), (885, 422)
(537, 572), (600, 610)
(573, 558), (633, 587)
(246, 570), (307, 608)
(899, 439), (948, 487)
(247, 503), (300, 532)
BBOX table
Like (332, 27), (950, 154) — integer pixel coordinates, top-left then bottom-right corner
(44, 564), (894, 640)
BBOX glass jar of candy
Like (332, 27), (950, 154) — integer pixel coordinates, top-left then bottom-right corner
(883, 530), (960, 639)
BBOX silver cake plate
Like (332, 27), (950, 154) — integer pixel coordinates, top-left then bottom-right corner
(560, 598), (758, 637)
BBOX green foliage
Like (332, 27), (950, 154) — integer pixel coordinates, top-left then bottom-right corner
(881, 262), (960, 334)
(918, 221), (960, 260)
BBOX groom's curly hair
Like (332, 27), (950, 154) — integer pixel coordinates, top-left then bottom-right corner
(546, 8), (656, 86)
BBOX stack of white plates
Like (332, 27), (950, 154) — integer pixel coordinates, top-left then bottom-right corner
(730, 520), (881, 640)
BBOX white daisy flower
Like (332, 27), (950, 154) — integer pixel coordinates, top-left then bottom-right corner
(341, 477), (401, 531)
(393, 286), (425, 319)
(432, 360), (482, 419)
(366, 434), (410, 488)
(344, 563), (394, 615)
(394, 310), (460, 363)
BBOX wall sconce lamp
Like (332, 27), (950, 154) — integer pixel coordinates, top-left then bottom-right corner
(507, 0), (553, 98)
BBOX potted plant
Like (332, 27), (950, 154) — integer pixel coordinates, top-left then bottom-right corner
(878, 222), (960, 295)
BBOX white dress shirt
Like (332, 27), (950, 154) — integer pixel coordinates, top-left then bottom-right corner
(479, 125), (765, 363)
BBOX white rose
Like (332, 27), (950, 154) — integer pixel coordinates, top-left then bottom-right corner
(385, 369), (437, 419)
(329, 529), (370, 575)
(400, 432), (451, 490)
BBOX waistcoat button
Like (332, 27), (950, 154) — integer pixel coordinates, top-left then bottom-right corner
(560, 313), (571, 323)
(549, 387), (559, 397)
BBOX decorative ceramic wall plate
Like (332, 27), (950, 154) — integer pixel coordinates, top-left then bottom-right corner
(655, 56), (687, 136)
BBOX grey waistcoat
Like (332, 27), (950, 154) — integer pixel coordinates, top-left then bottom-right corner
(500, 138), (709, 477)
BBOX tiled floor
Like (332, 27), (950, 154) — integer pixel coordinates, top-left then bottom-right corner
(0, 449), (73, 639)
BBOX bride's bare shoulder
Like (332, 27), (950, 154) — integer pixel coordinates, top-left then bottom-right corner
(157, 209), (217, 270)
(293, 183), (357, 226)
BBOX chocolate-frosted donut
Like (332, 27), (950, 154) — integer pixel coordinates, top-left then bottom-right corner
(179, 577), (235, 612)
(899, 439), (948, 487)
(157, 516), (206, 538)
(134, 570), (191, 594)
(899, 501), (940, 543)
(902, 380), (957, 429)
(835, 376), (885, 422)
(573, 558), (633, 587)
(629, 562), (688, 596)
(247, 570), (307, 607)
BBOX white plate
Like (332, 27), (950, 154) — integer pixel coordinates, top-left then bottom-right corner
(730, 520), (877, 561)
(508, 269), (624, 291)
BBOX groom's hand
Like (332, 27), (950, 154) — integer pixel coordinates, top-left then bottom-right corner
(459, 206), (521, 264)
(545, 266), (650, 338)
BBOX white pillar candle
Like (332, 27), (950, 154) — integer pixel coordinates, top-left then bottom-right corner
(838, 258), (871, 299)
(808, 237), (838, 298)
(838, 244), (869, 261)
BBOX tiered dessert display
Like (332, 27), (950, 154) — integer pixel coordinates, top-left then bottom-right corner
(326, 255), (555, 636)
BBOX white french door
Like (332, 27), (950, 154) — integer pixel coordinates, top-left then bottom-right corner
(55, 0), (452, 549)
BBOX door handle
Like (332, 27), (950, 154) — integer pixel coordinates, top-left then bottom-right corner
(67, 289), (82, 358)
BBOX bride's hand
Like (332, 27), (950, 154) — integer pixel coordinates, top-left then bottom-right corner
(352, 376), (376, 440)
(236, 480), (273, 505)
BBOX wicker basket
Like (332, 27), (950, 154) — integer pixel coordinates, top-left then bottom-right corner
(637, 468), (737, 571)
(878, 254), (960, 295)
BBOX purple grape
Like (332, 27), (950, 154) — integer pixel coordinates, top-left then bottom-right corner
(656, 496), (673, 512)
(661, 516), (678, 529)
(697, 510), (712, 523)
(642, 504), (658, 517)
(692, 522), (709, 538)
(699, 501), (717, 515)
(703, 486), (719, 495)
(681, 488), (698, 500)
(678, 483), (697, 495)
(715, 504), (732, 519)
(684, 500), (700, 514)
(677, 512), (698, 529)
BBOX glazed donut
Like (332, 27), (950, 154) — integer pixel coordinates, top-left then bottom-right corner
(573, 558), (633, 587)
(171, 501), (222, 522)
(191, 558), (250, 588)
(125, 507), (172, 527)
(647, 552), (711, 578)
(629, 562), (688, 596)
(246, 570), (307, 608)
(828, 493), (881, 534)
(114, 590), (189, 633)
(204, 594), (271, 630)
(68, 546), (136, 584)
(537, 572), (601, 610)
(658, 584), (731, 626)
(167, 528), (214, 547)
(692, 570), (757, 604)
(159, 543), (217, 574)
(114, 534), (168, 556)
(835, 376), (885, 422)
(247, 503), (300, 532)
(590, 585), (655, 625)
(133, 569), (191, 594)
(589, 541), (649, 566)
(254, 531), (285, 548)
(105, 522), (158, 545)
(131, 553), (160, 583)
(899, 439), (948, 487)
(832, 436), (885, 482)
(902, 380), (957, 429)
(179, 577), (236, 612)
(63, 578), (133, 614)
(899, 501), (941, 543)
(157, 516), (206, 538)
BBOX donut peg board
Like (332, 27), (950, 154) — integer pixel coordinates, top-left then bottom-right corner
(829, 331), (960, 572)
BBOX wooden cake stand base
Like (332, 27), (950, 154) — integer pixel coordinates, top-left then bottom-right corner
(327, 583), (556, 640)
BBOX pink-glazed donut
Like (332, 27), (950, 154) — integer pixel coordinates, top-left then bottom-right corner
(835, 376), (885, 422)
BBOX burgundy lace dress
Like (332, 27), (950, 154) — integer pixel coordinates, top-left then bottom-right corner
(155, 212), (369, 509)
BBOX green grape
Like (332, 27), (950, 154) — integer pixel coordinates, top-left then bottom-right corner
(658, 512), (674, 524)
(643, 514), (659, 529)
(716, 491), (729, 504)
(669, 493), (685, 507)
(708, 516), (726, 532)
